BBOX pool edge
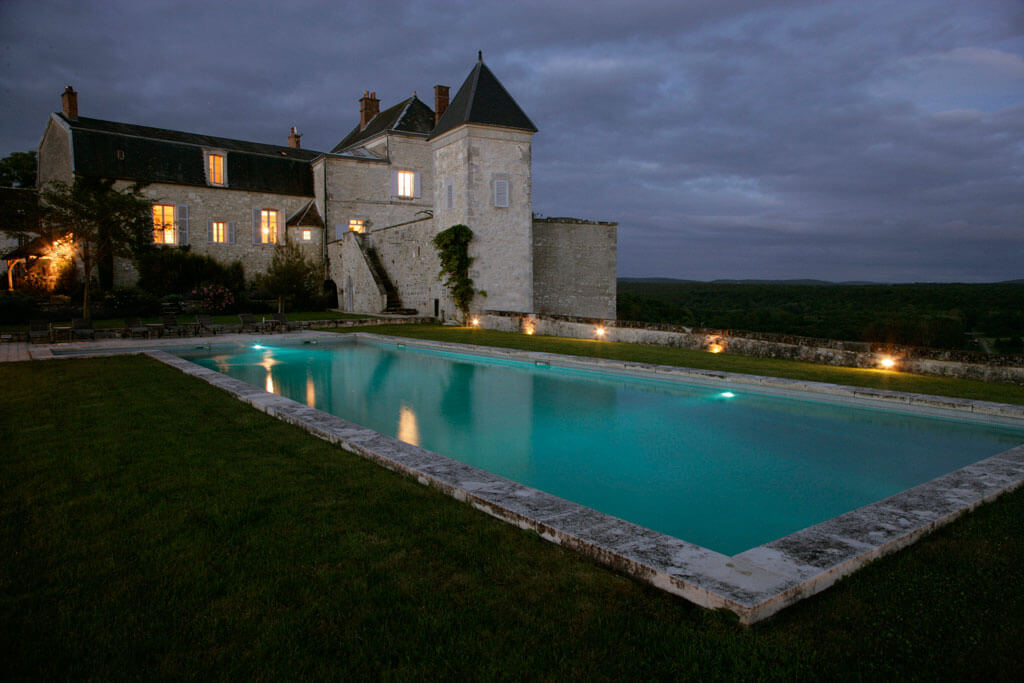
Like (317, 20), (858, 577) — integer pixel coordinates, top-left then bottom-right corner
(145, 339), (1024, 626)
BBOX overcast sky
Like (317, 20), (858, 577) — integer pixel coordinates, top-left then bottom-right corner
(1, 0), (1021, 282)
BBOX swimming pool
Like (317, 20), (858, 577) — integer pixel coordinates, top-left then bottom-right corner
(177, 337), (1024, 557)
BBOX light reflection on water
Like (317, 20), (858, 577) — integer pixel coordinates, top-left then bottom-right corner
(183, 341), (1024, 555)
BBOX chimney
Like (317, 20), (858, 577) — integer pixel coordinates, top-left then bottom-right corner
(288, 126), (301, 149)
(434, 85), (449, 125)
(359, 90), (379, 130)
(61, 85), (78, 120)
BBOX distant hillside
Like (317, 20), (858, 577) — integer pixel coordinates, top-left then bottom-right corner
(616, 280), (1024, 352)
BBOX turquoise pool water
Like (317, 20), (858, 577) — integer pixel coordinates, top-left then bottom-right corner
(179, 339), (1024, 555)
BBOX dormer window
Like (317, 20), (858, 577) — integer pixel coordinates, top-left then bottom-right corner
(205, 151), (226, 186)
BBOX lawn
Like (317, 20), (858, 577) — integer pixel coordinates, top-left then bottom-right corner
(1, 347), (1022, 678)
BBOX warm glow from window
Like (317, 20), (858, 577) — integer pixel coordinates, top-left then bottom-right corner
(301, 229), (312, 241)
(207, 153), (224, 185)
(260, 209), (278, 244)
(153, 204), (175, 244)
(398, 405), (420, 446)
(211, 221), (227, 243)
(349, 218), (365, 233)
(305, 376), (316, 407)
(397, 170), (415, 198)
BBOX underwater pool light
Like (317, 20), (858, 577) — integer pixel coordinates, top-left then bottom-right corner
(720, 391), (735, 398)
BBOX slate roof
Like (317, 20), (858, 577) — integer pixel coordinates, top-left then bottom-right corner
(59, 114), (321, 197)
(332, 96), (436, 153)
(430, 58), (537, 138)
(286, 200), (324, 228)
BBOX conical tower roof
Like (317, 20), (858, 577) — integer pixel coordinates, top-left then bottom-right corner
(431, 55), (537, 138)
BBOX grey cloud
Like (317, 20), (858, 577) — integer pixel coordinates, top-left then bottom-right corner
(1, 0), (1021, 281)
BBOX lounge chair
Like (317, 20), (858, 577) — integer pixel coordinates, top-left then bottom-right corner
(238, 313), (271, 334)
(196, 314), (224, 335)
(29, 319), (50, 344)
(161, 313), (184, 336)
(71, 318), (95, 340)
(272, 312), (302, 332)
(123, 317), (149, 338)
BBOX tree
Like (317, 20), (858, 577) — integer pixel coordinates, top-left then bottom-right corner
(262, 241), (320, 313)
(39, 177), (153, 320)
(0, 151), (37, 188)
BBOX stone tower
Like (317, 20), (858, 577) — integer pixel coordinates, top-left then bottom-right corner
(430, 54), (538, 314)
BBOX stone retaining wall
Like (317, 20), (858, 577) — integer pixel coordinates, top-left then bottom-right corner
(481, 311), (1024, 385)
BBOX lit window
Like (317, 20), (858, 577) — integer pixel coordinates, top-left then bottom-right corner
(258, 209), (278, 244)
(301, 229), (312, 241)
(206, 153), (225, 186)
(211, 221), (227, 244)
(397, 170), (415, 198)
(153, 204), (175, 244)
(349, 218), (365, 233)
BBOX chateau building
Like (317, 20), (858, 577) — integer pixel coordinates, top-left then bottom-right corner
(36, 55), (617, 320)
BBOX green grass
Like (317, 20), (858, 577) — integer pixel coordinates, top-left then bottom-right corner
(0, 310), (375, 333)
(322, 324), (1024, 406)
(2, 355), (1023, 679)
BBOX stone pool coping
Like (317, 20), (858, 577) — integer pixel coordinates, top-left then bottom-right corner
(40, 331), (1024, 624)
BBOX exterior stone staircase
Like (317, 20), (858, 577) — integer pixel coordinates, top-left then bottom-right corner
(358, 236), (417, 315)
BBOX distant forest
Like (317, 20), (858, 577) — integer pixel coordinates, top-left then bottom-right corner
(617, 280), (1024, 353)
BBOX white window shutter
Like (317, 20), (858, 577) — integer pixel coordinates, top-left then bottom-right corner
(178, 205), (189, 244)
(252, 208), (260, 244)
(494, 180), (509, 208)
(413, 172), (421, 198)
(228, 221), (236, 244)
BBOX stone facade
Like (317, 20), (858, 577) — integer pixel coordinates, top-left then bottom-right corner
(35, 60), (617, 319)
(532, 218), (617, 319)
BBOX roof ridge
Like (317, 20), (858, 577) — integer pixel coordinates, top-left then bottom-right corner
(59, 113), (325, 159)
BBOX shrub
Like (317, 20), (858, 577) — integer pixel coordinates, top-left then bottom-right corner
(0, 291), (39, 324)
(136, 248), (245, 298)
(190, 283), (236, 314)
(100, 287), (160, 318)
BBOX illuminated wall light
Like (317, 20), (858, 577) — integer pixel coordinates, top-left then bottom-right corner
(595, 326), (606, 337)
(708, 343), (723, 354)
(526, 328), (535, 335)
(880, 356), (896, 369)
(471, 318), (480, 327)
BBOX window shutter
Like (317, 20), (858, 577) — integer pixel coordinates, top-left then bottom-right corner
(413, 172), (421, 199)
(494, 180), (509, 208)
(335, 224), (344, 240)
(391, 170), (399, 197)
(228, 221), (236, 245)
(178, 205), (190, 244)
(206, 220), (213, 243)
(252, 207), (260, 244)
